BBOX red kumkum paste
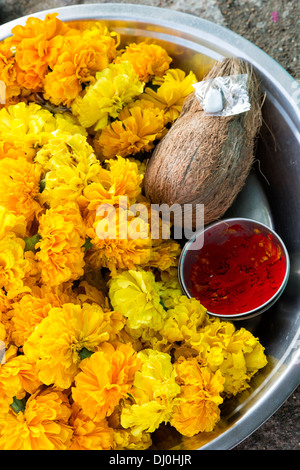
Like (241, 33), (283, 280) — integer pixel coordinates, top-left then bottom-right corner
(190, 224), (286, 315)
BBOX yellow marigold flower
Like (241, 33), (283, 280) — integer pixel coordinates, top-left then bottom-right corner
(72, 342), (140, 421)
(0, 140), (27, 161)
(194, 318), (268, 397)
(170, 357), (224, 436)
(147, 239), (181, 271)
(0, 352), (42, 414)
(74, 280), (110, 310)
(97, 99), (167, 158)
(10, 13), (69, 91)
(69, 403), (114, 450)
(108, 269), (166, 339)
(113, 428), (152, 450)
(157, 267), (183, 309)
(72, 62), (144, 130)
(35, 133), (101, 207)
(24, 302), (125, 389)
(115, 41), (172, 82)
(121, 349), (180, 435)
(0, 387), (73, 450)
(0, 157), (42, 231)
(0, 38), (19, 91)
(159, 296), (208, 345)
(0, 234), (29, 297)
(0, 102), (58, 160)
(143, 68), (197, 122)
(85, 208), (152, 276)
(10, 286), (66, 347)
(81, 156), (143, 218)
(0, 206), (26, 240)
(36, 203), (86, 286)
(0, 288), (11, 343)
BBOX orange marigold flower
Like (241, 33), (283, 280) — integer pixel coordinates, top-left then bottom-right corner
(10, 13), (69, 91)
(0, 351), (42, 414)
(97, 99), (167, 158)
(0, 157), (42, 232)
(0, 39), (18, 87)
(23, 302), (125, 389)
(10, 286), (66, 347)
(0, 140), (27, 161)
(36, 202), (86, 286)
(72, 342), (140, 421)
(69, 403), (114, 450)
(115, 41), (172, 82)
(0, 388), (73, 450)
(43, 58), (82, 107)
(0, 234), (30, 298)
(170, 357), (224, 436)
(43, 29), (113, 106)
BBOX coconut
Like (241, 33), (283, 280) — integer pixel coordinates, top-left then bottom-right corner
(144, 58), (263, 228)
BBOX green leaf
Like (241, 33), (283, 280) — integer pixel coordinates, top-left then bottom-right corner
(10, 396), (26, 414)
(78, 348), (94, 361)
(83, 237), (93, 251)
(24, 234), (41, 252)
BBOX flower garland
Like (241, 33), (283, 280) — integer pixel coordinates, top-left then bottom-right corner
(0, 13), (268, 450)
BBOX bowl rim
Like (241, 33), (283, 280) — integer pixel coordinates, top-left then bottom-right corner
(178, 217), (291, 319)
(0, 3), (299, 451)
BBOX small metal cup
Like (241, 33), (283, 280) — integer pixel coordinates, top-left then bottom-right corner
(178, 217), (290, 320)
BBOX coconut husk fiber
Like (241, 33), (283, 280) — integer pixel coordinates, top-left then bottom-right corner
(144, 57), (263, 228)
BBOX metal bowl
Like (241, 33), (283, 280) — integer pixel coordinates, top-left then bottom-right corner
(1, 3), (299, 450)
(178, 217), (290, 321)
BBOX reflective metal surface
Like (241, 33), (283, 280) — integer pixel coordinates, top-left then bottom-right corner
(1, 3), (299, 450)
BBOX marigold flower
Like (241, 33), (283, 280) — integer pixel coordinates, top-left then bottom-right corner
(0, 387), (73, 450)
(113, 428), (152, 450)
(108, 269), (166, 339)
(72, 342), (140, 421)
(0, 157), (42, 232)
(143, 68), (197, 122)
(0, 102), (57, 160)
(0, 140), (27, 161)
(170, 357), (224, 436)
(97, 99), (167, 158)
(35, 133), (101, 207)
(0, 234), (30, 297)
(115, 41), (172, 82)
(121, 349), (180, 434)
(36, 203), (86, 286)
(0, 38), (19, 89)
(147, 239), (181, 272)
(10, 286), (66, 347)
(85, 208), (152, 276)
(72, 62), (144, 130)
(157, 268), (183, 310)
(159, 296), (208, 344)
(69, 403), (114, 450)
(81, 156), (143, 219)
(10, 13), (69, 91)
(0, 206), (26, 240)
(0, 352), (42, 414)
(43, 26), (119, 106)
(24, 302), (125, 389)
(193, 318), (268, 396)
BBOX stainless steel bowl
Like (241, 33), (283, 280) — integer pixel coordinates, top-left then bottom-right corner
(1, 4), (299, 450)
(178, 217), (290, 321)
